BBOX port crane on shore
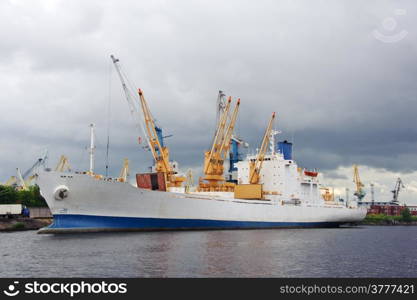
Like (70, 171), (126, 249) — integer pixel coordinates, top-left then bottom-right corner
(249, 112), (276, 185)
(111, 55), (184, 187)
(5, 152), (48, 189)
(3, 176), (17, 186)
(353, 164), (366, 202)
(391, 177), (405, 204)
(199, 96), (240, 191)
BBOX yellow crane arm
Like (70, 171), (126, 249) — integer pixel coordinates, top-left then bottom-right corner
(4, 176), (16, 186)
(353, 164), (364, 192)
(249, 112), (276, 184)
(204, 97), (232, 174)
(55, 155), (71, 172)
(118, 158), (129, 182)
(138, 89), (172, 174)
(218, 98), (240, 159)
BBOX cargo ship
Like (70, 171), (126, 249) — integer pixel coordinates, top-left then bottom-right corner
(36, 56), (366, 233)
(36, 133), (366, 233)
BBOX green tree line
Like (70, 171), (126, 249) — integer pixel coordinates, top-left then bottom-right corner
(0, 185), (47, 207)
(364, 207), (417, 224)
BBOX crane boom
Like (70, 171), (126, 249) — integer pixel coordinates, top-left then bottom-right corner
(353, 164), (366, 201)
(55, 155), (71, 172)
(4, 176), (16, 186)
(392, 177), (405, 204)
(110, 55), (150, 150)
(137, 89), (185, 187)
(218, 98), (240, 159)
(200, 97), (240, 191)
(204, 97), (232, 175)
(111, 55), (184, 188)
(118, 158), (129, 182)
(22, 153), (47, 179)
(249, 112), (276, 184)
(138, 89), (171, 174)
(16, 168), (27, 190)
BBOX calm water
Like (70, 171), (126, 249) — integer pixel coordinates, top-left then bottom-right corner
(1, 226), (416, 277)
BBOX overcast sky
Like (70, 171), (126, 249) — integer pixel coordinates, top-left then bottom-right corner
(1, 0), (416, 204)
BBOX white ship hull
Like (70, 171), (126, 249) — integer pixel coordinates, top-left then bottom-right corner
(37, 171), (367, 233)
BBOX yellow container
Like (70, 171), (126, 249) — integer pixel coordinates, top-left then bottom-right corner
(234, 184), (262, 200)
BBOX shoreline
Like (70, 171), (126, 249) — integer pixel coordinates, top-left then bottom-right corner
(0, 217), (52, 232)
(360, 221), (417, 226)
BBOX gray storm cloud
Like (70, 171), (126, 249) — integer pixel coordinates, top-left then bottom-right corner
(0, 0), (416, 202)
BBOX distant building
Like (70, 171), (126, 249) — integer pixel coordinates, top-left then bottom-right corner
(359, 201), (417, 216)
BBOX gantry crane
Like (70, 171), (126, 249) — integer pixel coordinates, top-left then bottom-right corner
(199, 97), (240, 191)
(391, 177), (405, 204)
(353, 164), (366, 202)
(249, 112), (276, 184)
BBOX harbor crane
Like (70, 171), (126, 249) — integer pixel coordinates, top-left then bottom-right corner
(9, 151), (48, 189)
(353, 164), (366, 202)
(249, 112), (276, 184)
(16, 168), (27, 190)
(391, 178), (405, 204)
(199, 96), (240, 191)
(22, 151), (48, 179)
(111, 55), (184, 187)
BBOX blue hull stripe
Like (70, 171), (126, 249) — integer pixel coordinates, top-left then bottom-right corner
(45, 214), (341, 231)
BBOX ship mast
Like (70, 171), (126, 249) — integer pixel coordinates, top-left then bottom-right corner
(89, 123), (95, 174)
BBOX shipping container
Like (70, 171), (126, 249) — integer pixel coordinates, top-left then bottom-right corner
(136, 173), (166, 191)
(0, 204), (22, 216)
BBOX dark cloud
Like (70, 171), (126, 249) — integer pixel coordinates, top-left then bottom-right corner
(1, 0), (416, 188)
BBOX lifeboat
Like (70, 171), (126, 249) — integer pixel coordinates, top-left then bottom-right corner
(304, 170), (318, 177)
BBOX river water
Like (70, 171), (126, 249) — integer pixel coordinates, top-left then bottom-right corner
(1, 226), (416, 277)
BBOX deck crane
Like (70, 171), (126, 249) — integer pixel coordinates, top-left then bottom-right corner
(138, 89), (185, 187)
(249, 112), (276, 184)
(111, 55), (184, 188)
(110, 55), (150, 150)
(117, 158), (129, 182)
(200, 97), (240, 191)
(353, 164), (366, 202)
(391, 177), (405, 204)
(55, 155), (71, 172)
(185, 169), (194, 193)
